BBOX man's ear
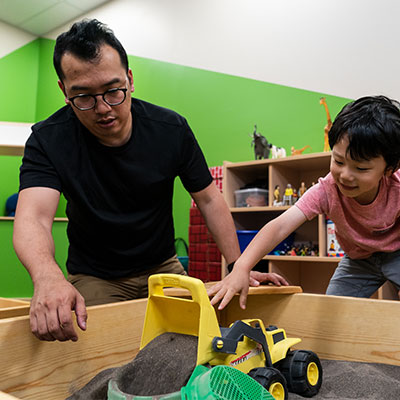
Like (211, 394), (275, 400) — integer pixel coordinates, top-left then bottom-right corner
(127, 69), (134, 93)
(58, 80), (70, 105)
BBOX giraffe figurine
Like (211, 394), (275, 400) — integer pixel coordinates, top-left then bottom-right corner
(320, 97), (332, 152)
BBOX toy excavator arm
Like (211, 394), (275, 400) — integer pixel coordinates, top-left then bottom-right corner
(211, 320), (273, 368)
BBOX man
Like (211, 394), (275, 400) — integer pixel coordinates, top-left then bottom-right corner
(13, 19), (287, 342)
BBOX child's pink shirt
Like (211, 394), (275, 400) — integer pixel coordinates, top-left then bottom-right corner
(295, 170), (400, 259)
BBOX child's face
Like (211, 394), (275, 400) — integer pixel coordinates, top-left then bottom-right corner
(330, 135), (390, 204)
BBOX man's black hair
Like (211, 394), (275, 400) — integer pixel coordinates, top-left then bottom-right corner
(53, 19), (129, 81)
(329, 95), (400, 171)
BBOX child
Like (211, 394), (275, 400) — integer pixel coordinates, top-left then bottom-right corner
(209, 95), (400, 310)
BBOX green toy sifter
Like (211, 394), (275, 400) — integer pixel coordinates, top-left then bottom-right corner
(107, 365), (275, 400)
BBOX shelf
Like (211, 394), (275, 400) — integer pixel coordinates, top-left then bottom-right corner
(0, 217), (68, 222)
(230, 206), (290, 212)
(224, 152), (331, 170)
(264, 255), (342, 263)
(0, 145), (24, 156)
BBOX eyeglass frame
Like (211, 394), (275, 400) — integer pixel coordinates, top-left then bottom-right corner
(67, 87), (129, 111)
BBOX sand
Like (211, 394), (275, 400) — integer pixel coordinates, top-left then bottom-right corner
(67, 335), (400, 399)
(289, 359), (400, 400)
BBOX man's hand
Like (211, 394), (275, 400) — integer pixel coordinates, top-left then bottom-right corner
(249, 271), (289, 287)
(30, 277), (87, 342)
(208, 268), (250, 311)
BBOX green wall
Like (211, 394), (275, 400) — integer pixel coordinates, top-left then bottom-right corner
(0, 38), (351, 296)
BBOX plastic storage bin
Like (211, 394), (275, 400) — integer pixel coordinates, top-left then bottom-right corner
(234, 188), (268, 207)
(237, 230), (295, 255)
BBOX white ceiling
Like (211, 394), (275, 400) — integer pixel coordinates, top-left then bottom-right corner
(0, 0), (113, 36)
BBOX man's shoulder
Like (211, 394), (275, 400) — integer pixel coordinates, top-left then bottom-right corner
(33, 106), (76, 134)
(132, 98), (187, 127)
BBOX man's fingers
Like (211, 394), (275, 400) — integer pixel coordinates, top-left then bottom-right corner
(33, 310), (56, 341)
(249, 277), (260, 287)
(74, 295), (87, 331)
(58, 306), (78, 341)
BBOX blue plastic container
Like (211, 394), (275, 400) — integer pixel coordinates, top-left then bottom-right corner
(236, 230), (295, 255)
(236, 230), (258, 253)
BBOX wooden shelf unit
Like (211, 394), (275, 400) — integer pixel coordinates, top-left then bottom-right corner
(223, 152), (396, 300)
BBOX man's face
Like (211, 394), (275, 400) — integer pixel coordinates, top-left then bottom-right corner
(58, 45), (134, 146)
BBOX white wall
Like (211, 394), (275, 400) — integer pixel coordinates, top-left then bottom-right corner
(0, 20), (35, 58)
(45, 0), (400, 101)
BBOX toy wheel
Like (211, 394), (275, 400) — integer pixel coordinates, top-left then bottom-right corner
(277, 350), (322, 397)
(248, 367), (288, 400)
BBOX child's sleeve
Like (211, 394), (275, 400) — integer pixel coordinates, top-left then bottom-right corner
(295, 181), (329, 220)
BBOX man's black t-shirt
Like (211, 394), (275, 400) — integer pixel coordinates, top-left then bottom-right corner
(19, 98), (212, 279)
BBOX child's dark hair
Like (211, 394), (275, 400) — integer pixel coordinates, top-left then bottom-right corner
(53, 19), (129, 81)
(329, 95), (400, 171)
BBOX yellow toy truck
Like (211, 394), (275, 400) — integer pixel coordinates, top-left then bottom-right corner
(140, 274), (322, 400)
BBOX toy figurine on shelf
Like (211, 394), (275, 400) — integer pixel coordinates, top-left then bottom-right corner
(273, 185), (283, 206)
(298, 181), (307, 198)
(291, 145), (311, 156)
(270, 144), (287, 159)
(250, 125), (270, 160)
(320, 97), (332, 152)
(283, 183), (293, 206)
(292, 188), (298, 203)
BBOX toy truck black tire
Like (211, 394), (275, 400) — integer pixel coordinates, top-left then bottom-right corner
(248, 367), (288, 400)
(277, 350), (322, 397)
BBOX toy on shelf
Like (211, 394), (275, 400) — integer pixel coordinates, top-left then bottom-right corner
(291, 145), (311, 156)
(320, 97), (332, 152)
(292, 188), (298, 203)
(298, 181), (307, 198)
(326, 219), (344, 257)
(273, 185), (283, 206)
(250, 125), (270, 160)
(283, 183), (294, 206)
(270, 144), (286, 159)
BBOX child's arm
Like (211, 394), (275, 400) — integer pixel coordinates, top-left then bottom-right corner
(208, 206), (307, 310)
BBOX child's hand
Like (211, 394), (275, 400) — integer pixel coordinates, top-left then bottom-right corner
(249, 271), (289, 287)
(208, 268), (250, 310)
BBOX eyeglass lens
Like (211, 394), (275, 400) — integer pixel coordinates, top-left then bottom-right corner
(73, 89), (126, 110)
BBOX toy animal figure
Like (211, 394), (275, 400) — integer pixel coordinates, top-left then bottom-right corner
(270, 144), (287, 159)
(250, 125), (270, 159)
(291, 145), (311, 156)
(320, 97), (332, 152)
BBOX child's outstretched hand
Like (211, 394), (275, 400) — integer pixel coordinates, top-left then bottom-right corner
(208, 269), (289, 311)
(208, 267), (250, 310)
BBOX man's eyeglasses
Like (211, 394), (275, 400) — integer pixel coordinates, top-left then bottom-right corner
(68, 88), (128, 111)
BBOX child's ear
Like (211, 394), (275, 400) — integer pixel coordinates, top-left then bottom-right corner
(384, 166), (398, 176)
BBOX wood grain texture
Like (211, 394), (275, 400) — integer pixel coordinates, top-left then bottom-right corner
(0, 299), (30, 320)
(0, 299), (147, 400)
(1, 291), (400, 399)
(164, 283), (302, 297)
(221, 293), (400, 366)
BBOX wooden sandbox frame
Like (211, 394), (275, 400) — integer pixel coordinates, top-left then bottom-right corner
(1, 286), (400, 400)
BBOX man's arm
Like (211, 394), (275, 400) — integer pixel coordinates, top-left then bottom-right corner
(13, 187), (87, 341)
(191, 182), (289, 286)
